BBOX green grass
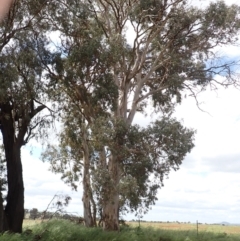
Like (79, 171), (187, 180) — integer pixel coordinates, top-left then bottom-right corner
(0, 219), (239, 241)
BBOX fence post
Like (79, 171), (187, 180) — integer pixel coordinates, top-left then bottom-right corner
(196, 220), (198, 237)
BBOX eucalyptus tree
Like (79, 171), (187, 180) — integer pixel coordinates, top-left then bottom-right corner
(41, 0), (120, 227)
(0, 0), (51, 233)
(43, 0), (240, 231)
(42, 101), (99, 227)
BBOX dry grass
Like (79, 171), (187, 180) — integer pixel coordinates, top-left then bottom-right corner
(23, 219), (240, 235)
(128, 221), (240, 235)
(14, 219), (240, 241)
(23, 219), (44, 227)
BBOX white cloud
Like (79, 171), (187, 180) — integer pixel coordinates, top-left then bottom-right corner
(191, 0), (239, 8)
(140, 85), (240, 223)
(142, 167), (240, 223)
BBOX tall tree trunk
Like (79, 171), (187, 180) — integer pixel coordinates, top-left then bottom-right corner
(82, 126), (96, 227)
(0, 104), (24, 233)
(102, 191), (119, 231)
(102, 156), (120, 231)
(82, 171), (95, 227)
(90, 193), (97, 226)
(0, 191), (3, 232)
(4, 145), (24, 233)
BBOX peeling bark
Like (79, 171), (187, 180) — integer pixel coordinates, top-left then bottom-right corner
(102, 192), (119, 231)
(82, 125), (96, 227)
(102, 156), (121, 231)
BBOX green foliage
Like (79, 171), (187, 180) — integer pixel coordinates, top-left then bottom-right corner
(0, 0), (53, 144)
(0, 0), (239, 233)
(42, 0), (240, 229)
(88, 115), (195, 215)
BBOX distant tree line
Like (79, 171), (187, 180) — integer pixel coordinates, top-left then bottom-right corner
(24, 208), (84, 224)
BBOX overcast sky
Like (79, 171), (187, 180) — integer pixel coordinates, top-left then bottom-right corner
(20, 0), (240, 224)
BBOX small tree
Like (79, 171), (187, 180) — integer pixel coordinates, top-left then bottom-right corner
(41, 193), (71, 221)
(29, 208), (39, 220)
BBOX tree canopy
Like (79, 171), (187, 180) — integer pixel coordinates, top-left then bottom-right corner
(41, 0), (240, 231)
(1, 0), (240, 233)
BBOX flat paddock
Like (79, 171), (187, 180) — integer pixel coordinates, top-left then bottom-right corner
(128, 222), (240, 235)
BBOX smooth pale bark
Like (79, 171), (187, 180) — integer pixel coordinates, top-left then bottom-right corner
(82, 169), (96, 227)
(102, 156), (121, 231)
(82, 126), (96, 227)
(102, 190), (119, 231)
(82, 178), (94, 227)
(0, 0), (14, 20)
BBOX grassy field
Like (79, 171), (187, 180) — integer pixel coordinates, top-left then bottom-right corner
(129, 221), (240, 235)
(0, 219), (239, 241)
(23, 219), (43, 227)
